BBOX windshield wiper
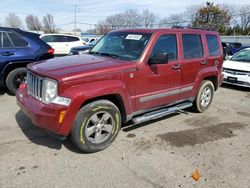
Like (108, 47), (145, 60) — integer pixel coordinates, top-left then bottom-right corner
(100, 53), (120, 59)
(89, 51), (119, 59)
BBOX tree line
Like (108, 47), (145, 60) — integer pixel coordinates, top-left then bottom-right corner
(2, 12), (57, 33)
(1, 2), (250, 35)
(90, 2), (250, 35)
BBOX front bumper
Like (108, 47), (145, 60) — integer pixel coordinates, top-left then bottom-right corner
(222, 71), (250, 88)
(16, 87), (71, 136)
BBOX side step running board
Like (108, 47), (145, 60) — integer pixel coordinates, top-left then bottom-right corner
(132, 102), (193, 124)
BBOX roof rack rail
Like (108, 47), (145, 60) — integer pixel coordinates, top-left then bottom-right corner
(171, 25), (215, 31)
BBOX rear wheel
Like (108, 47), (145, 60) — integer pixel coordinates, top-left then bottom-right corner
(6, 68), (27, 95)
(71, 100), (121, 153)
(193, 80), (214, 113)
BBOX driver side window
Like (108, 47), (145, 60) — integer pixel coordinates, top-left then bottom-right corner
(151, 34), (177, 61)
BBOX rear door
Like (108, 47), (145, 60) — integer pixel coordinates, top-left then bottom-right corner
(0, 32), (17, 63)
(179, 33), (206, 100)
(7, 31), (30, 59)
(66, 36), (82, 53)
(41, 35), (67, 55)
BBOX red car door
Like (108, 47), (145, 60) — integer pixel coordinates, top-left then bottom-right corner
(179, 32), (206, 100)
(135, 32), (181, 111)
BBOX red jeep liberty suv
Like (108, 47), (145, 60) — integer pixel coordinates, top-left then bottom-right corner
(16, 28), (223, 152)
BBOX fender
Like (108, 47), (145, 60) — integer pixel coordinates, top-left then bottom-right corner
(57, 79), (132, 135)
(192, 66), (219, 96)
(1, 60), (33, 76)
(0, 61), (33, 86)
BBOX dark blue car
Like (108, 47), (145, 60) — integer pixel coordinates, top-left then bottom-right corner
(0, 27), (54, 94)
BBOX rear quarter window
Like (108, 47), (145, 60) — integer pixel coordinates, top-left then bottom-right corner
(2, 32), (13, 48)
(8, 32), (29, 47)
(66, 36), (80, 42)
(182, 34), (203, 59)
(206, 35), (220, 56)
(53, 35), (68, 42)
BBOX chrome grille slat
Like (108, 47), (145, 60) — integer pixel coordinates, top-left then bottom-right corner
(27, 72), (43, 100)
(223, 68), (250, 76)
(38, 79), (41, 99)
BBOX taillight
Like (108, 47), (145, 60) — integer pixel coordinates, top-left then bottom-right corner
(48, 48), (55, 54)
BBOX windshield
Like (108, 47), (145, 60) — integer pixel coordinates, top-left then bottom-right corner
(230, 49), (250, 63)
(90, 32), (152, 61)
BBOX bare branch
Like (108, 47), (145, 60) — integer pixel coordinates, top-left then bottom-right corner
(4, 12), (23, 28)
(25, 15), (42, 31)
(42, 14), (56, 33)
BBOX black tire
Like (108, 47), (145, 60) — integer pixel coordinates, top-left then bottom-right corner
(6, 67), (27, 95)
(193, 80), (214, 113)
(71, 100), (121, 153)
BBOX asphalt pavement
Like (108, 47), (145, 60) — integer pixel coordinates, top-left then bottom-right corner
(0, 85), (249, 188)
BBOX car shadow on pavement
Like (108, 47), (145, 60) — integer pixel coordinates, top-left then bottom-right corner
(0, 87), (14, 96)
(221, 84), (250, 92)
(15, 110), (82, 153)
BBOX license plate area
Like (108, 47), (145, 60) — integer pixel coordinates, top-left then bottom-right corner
(228, 76), (237, 82)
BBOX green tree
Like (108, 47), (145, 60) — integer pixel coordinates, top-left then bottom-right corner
(193, 2), (231, 34)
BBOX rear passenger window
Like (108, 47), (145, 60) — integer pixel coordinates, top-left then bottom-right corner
(151, 34), (177, 61)
(3, 32), (13, 48)
(8, 32), (28, 47)
(53, 35), (67, 42)
(206, 35), (220, 56)
(182, 34), (203, 59)
(67, 36), (79, 42)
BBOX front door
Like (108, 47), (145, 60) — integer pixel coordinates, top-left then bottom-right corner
(136, 33), (181, 111)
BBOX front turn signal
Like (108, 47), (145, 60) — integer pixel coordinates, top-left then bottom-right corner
(59, 111), (66, 124)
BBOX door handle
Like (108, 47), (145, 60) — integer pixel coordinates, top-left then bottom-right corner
(172, 64), (182, 70)
(1, 52), (14, 56)
(200, 60), (208, 65)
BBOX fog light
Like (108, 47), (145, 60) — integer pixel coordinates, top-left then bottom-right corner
(59, 111), (66, 124)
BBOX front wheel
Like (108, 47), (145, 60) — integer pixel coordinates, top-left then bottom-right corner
(71, 100), (121, 153)
(6, 67), (27, 95)
(193, 80), (214, 113)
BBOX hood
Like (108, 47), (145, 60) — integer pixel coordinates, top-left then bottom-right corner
(28, 54), (134, 82)
(223, 60), (250, 72)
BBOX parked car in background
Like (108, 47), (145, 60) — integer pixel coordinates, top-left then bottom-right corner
(69, 40), (98, 55)
(0, 27), (54, 94)
(223, 48), (250, 88)
(17, 28), (223, 153)
(40, 34), (85, 55)
(222, 42), (250, 59)
(81, 36), (100, 45)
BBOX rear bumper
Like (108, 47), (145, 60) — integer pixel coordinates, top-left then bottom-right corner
(16, 87), (72, 136)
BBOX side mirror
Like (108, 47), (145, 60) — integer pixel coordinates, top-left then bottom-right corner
(149, 53), (169, 65)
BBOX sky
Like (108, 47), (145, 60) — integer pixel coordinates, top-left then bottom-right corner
(0, 0), (250, 32)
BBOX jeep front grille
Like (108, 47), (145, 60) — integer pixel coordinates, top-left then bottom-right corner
(27, 72), (43, 100)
